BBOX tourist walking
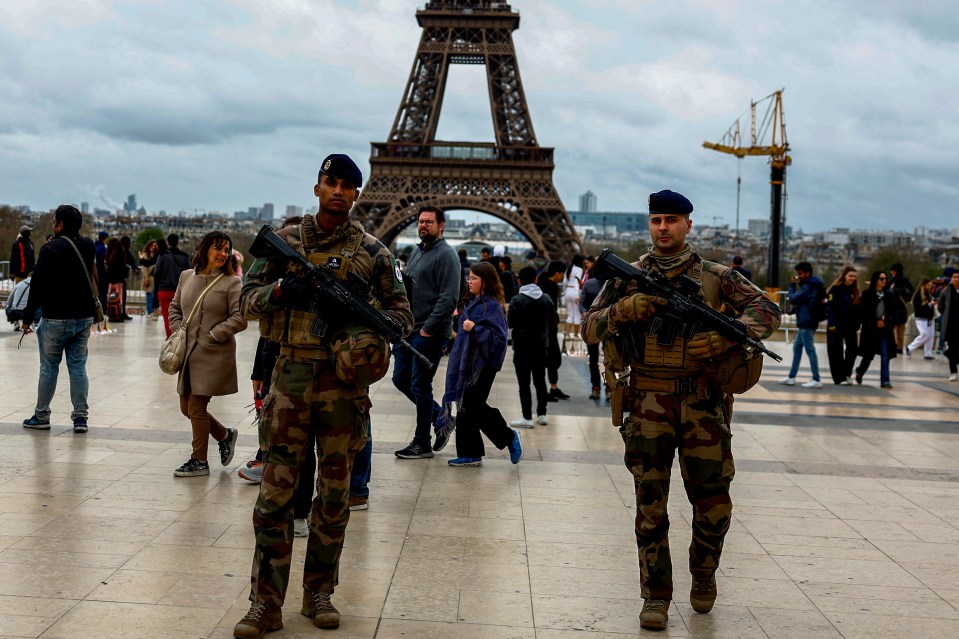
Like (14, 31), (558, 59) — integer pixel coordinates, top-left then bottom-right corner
(580, 256), (604, 398)
(139, 239), (159, 318)
(825, 266), (861, 384)
(906, 278), (937, 360)
(393, 204), (461, 459)
(153, 233), (192, 337)
(168, 231), (247, 477)
(564, 254), (585, 355)
(537, 261), (570, 400)
(10, 225), (35, 283)
(780, 261), (825, 388)
(888, 263), (914, 354)
(855, 271), (905, 389)
(21, 206), (98, 433)
(437, 262), (522, 467)
(508, 266), (552, 428)
(105, 237), (129, 322)
(939, 270), (959, 381)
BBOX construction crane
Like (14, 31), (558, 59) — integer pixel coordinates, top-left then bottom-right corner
(703, 88), (791, 288)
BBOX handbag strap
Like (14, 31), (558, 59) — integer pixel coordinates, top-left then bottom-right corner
(62, 236), (99, 300)
(183, 273), (224, 327)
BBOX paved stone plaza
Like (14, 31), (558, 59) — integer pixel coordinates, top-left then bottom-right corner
(1, 317), (958, 638)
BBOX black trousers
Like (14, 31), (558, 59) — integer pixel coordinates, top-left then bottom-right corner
(546, 334), (561, 385)
(826, 327), (857, 384)
(513, 350), (548, 420)
(586, 341), (601, 388)
(454, 367), (513, 459)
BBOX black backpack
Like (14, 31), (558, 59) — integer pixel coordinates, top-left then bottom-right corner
(813, 284), (828, 323)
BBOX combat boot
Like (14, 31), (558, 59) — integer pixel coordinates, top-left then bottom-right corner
(233, 601), (282, 639)
(301, 589), (340, 629)
(639, 599), (669, 630)
(690, 573), (717, 613)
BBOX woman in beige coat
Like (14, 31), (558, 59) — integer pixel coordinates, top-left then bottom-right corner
(169, 231), (248, 477)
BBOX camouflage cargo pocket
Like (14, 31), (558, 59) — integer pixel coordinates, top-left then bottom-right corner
(258, 393), (276, 448)
(331, 326), (391, 387)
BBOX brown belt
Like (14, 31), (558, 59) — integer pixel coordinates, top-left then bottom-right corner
(279, 345), (330, 361)
(630, 374), (700, 395)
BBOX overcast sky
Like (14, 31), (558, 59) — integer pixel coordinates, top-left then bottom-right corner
(1, 0), (957, 233)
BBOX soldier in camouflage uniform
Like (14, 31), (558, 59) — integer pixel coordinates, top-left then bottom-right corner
(233, 154), (413, 639)
(582, 190), (780, 631)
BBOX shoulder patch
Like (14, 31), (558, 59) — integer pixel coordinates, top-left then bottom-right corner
(394, 262), (404, 282)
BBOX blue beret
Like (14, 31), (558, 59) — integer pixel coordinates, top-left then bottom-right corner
(648, 190), (693, 215)
(98, 231), (109, 239)
(318, 154), (363, 188)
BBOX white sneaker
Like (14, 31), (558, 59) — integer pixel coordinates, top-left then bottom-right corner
(510, 418), (535, 429)
(536, 415), (548, 425)
(778, 377), (796, 386)
(801, 380), (823, 389)
(294, 518), (309, 537)
(949, 374), (958, 382)
(839, 378), (852, 386)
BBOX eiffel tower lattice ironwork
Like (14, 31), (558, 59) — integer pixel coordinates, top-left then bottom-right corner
(353, 0), (582, 258)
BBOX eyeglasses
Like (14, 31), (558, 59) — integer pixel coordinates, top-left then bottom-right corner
(418, 219), (436, 226)
(878, 276), (887, 280)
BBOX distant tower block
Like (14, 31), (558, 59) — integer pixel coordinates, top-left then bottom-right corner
(353, 0), (582, 258)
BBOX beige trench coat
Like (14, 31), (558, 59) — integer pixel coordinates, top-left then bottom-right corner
(168, 269), (247, 397)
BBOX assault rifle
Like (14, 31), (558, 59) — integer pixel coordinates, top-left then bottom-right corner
(592, 248), (782, 361)
(249, 225), (433, 368)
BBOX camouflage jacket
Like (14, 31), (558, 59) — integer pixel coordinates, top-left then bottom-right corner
(240, 217), (413, 349)
(582, 250), (781, 375)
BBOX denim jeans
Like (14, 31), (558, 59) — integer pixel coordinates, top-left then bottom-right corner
(350, 416), (372, 498)
(856, 335), (891, 385)
(35, 317), (94, 421)
(788, 328), (820, 381)
(391, 332), (445, 445)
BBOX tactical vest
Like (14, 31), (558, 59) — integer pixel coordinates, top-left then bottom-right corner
(262, 216), (374, 348)
(625, 255), (723, 379)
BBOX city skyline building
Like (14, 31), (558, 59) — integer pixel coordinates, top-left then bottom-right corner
(579, 190), (597, 213)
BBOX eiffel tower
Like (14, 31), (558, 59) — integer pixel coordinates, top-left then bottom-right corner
(353, 0), (582, 258)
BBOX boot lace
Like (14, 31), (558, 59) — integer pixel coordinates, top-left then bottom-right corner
(644, 599), (667, 612)
(243, 601), (268, 622)
(691, 576), (714, 594)
(313, 591), (334, 611)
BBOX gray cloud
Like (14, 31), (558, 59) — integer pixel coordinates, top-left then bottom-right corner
(1, 0), (957, 232)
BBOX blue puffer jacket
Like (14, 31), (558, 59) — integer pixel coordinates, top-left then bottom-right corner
(788, 276), (824, 329)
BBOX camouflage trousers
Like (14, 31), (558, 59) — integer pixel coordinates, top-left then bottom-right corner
(621, 388), (735, 601)
(249, 354), (370, 608)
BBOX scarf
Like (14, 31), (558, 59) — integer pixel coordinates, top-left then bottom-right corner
(645, 243), (695, 276)
(435, 294), (508, 432)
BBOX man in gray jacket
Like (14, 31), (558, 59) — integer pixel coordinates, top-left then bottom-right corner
(394, 205), (462, 458)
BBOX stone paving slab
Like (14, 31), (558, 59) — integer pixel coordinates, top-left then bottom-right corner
(1, 318), (957, 638)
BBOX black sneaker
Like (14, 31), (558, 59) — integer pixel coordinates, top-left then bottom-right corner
(173, 458), (210, 477)
(219, 428), (239, 466)
(395, 441), (434, 459)
(23, 415), (51, 430)
(73, 417), (88, 433)
(550, 388), (571, 400)
(432, 420), (454, 452)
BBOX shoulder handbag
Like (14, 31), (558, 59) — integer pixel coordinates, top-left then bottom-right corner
(63, 237), (104, 323)
(159, 273), (223, 375)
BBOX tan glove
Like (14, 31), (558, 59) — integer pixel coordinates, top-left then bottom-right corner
(687, 331), (733, 360)
(611, 294), (668, 324)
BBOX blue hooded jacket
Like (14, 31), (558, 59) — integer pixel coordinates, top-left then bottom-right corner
(788, 275), (825, 329)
